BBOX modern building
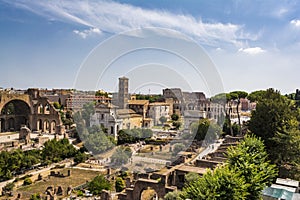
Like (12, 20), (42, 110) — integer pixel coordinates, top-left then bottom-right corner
(66, 95), (111, 110)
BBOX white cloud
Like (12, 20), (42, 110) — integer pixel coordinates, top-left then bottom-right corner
(290, 19), (300, 27)
(73, 27), (101, 39)
(4, 0), (257, 46)
(238, 47), (266, 55)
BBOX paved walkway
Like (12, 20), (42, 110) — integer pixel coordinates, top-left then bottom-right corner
(190, 139), (224, 163)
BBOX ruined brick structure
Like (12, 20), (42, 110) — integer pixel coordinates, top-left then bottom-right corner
(117, 135), (243, 200)
(0, 89), (64, 134)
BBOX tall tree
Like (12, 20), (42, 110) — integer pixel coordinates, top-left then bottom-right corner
(211, 93), (232, 135)
(227, 135), (277, 200)
(191, 118), (221, 141)
(247, 90), (267, 102)
(229, 91), (248, 134)
(248, 88), (295, 162)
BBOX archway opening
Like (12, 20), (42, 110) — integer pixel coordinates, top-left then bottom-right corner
(37, 119), (43, 131)
(0, 100), (31, 132)
(50, 121), (56, 133)
(140, 187), (158, 200)
(44, 104), (50, 114)
(0, 118), (5, 132)
(43, 120), (50, 133)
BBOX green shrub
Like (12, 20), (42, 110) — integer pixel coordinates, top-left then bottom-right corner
(23, 177), (33, 185)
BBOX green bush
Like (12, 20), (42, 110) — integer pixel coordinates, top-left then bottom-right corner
(30, 193), (41, 200)
(77, 190), (84, 197)
(23, 177), (33, 185)
(88, 175), (112, 195)
(115, 177), (126, 192)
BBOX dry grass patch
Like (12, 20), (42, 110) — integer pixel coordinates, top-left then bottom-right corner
(15, 168), (102, 199)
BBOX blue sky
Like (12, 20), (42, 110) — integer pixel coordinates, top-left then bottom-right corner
(0, 0), (299, 95)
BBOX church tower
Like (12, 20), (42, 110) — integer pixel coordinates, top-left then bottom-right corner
(118, 77), (129, 109)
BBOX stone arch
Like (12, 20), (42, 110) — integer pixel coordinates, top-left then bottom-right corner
(0, 118), (5, 132)
(37, 119), (43, 131)
(38, 104), (44, 114)
(187, 103), (195, 110)
(140, 187), (158, 200)
(129, 179), (167, 200)
(43, 120), (50, 133)
(8, 118), (15, 131)
(44, 104), (50, 114)
(0, 99), (31, 132)
(50, 120), (56, 133)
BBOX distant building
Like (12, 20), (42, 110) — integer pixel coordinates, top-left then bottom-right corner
(66, 95), (111, 110)
(90, 102), (143, 138)
(183, 110), (206, 132)
(163, 88), (225, 125)
(128, 99), (149, 118)
(163, 88), (184, 114)
(148, 102), (170, 125)
(240, 98), (250, 111)
(118, 77), (129, 109)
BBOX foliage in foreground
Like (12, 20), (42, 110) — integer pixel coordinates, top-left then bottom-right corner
(180, 136), (277, 200)
(115, 177), (126, 192)
(182, 166), (248, 200)
(227, 135), (277, 199)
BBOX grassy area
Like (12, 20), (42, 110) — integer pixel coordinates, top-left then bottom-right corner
(151, 126), (163, 129)
(14, 168), (102, 199)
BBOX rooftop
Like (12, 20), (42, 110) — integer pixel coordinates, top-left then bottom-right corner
(175, 165), (207, 175)
(128, 100), (149, 105)
(276, 178), (299, 188)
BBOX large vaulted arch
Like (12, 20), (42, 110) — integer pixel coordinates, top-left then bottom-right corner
(0, 100), (31, 132)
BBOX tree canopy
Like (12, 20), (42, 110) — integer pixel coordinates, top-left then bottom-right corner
(111, 146), (132, 167)
(248, 89), (296, 160)
(191, 118), (221, 141)
(88, 175), (112, 195)
(117, 128), (153, 145)
(249, 88), (300, 178)
(182, 166), (248, 200)
(181, 135), (277, 200)
(159, 116), (167, 124)
(226, 135), (277, 199)
(0, 139), (84, 181)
